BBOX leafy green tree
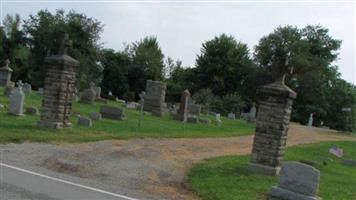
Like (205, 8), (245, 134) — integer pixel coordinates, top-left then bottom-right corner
(0, 14), (30, 82)
(195, 34), (254, 97)
(126, 36), (165, 98)
(23, 9), (103, 88)
(100, 49), (130, 99)
(254, 25), (355, 131)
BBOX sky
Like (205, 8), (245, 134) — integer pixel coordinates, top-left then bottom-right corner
(1, 0), (355, 84)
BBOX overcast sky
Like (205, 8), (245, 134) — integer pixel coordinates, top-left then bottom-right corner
(2, 0), (355, 84)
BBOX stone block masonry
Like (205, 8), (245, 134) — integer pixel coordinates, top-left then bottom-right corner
(249, 78), (297, 176)
(38, 33), (79, 129)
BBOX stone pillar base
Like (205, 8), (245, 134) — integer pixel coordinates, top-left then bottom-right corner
(269, 186), (322, 200)
(37, 121), (72, 129)
(248, 163), (280, 176)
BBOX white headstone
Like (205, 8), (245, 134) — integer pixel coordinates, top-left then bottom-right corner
(228, 112), (236, 120)
(308, 113), (313, 127)
(8, 80), (25, 116)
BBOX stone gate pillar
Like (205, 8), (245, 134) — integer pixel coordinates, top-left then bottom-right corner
(248, 76), (297, 176)
(38, 33), (79, 129)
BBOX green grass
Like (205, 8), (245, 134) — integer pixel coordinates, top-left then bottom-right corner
(0, 87), (255, 143)
(188, 141), (356, 200)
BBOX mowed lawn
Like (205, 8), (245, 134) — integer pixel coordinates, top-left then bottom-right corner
(0, 87), (255, 143)
(188, 141), (356, 200)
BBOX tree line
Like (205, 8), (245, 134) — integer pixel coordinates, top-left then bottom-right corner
(1, 9), (355, 132)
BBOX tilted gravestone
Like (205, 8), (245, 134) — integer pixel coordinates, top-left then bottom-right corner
(143, 80), (166, 117)
(38, 32), (79, 129)
(80, 82), (96, 104)
(249, 75), (297, 176)
(8, 80), (25, 116)
(0, 59), (13, 87)
(174, 89), (190, 121)
(268, 162), (321, 200)
(100, 105), (125, 120)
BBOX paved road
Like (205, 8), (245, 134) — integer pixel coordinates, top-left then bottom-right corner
(0, 163), (139, 200)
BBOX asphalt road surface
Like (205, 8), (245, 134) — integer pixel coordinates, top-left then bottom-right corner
(0, 163), (140, 200)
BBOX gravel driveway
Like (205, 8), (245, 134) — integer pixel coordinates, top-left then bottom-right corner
(0, 123), (354, 200)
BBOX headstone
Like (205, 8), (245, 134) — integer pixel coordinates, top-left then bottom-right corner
(80, 82), (96, 104)
(100, 105), (125, 120)
(248, 104), (257, 122)
(308, 113), (314, 127)
(215, 113), (222, 125)
(78, 116), (92, 127)
(268, 162), (321, 200)
(23, 83), (32, 94)
(0, 104), (4, 109)
(138, 91), (146, 128)
(341, 159), (356, 167)
(249, 75), (297, 176)
(228, 112), (236, 120)
(89, 112), (102, 120)
(143, 80), (166, 117)
(26, 106), (39, 115)
(37, 88), (44, 96)
(38, 32), (79, 129)
(329, 146), (343, 158)
(188, 104), (202, 116)
(126, 102), (139, 109)
(0, 59), (13, 87)
(187, 115), (199, 124)
(8, 80), (25, 116)
(115, 97), (125, 104)
(174, 89), (190, 121)
(93, 86), (101, 99)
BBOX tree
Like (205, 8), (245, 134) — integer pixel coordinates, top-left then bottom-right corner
(0, 14), (30, 82)
(126, 36), (165, 98)
(194, 34), (254, 97)
(100, 49), (130, 100)
(23, 9), (103, 89)
(254, 25), (354, 131)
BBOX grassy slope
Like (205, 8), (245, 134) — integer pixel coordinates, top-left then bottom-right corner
(0, 87), (255, 143)
(188, 141), (356, 200)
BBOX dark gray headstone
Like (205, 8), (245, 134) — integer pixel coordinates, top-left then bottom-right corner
(268, 162), (321, 200)
(78, 116), (92, 127)
(100, 105), (125, 120)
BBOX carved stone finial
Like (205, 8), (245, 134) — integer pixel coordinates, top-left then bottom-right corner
(5, 59), (10, 67)
(17, 80), (23, 90)
(58, 32), (72, 55)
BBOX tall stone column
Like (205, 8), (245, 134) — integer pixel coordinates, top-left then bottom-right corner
(38, 33), (79, 129)
(0, 59), (13, 87)
(248, 76), (297, 176)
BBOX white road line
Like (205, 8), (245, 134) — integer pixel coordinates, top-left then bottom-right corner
(0, 162), (140, 200)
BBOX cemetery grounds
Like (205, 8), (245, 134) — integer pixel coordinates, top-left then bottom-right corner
(0, 87), (355, 200)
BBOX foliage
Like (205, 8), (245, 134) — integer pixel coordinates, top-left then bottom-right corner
(0, 14), (30, 82)
(254, 25), (355, 131)
(188, 141), (356, 200)
(126, 36), (165, 98)
(194, 34), (255, 97)
(100, 49), (130, 99)
(22, 9), (103, 89)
